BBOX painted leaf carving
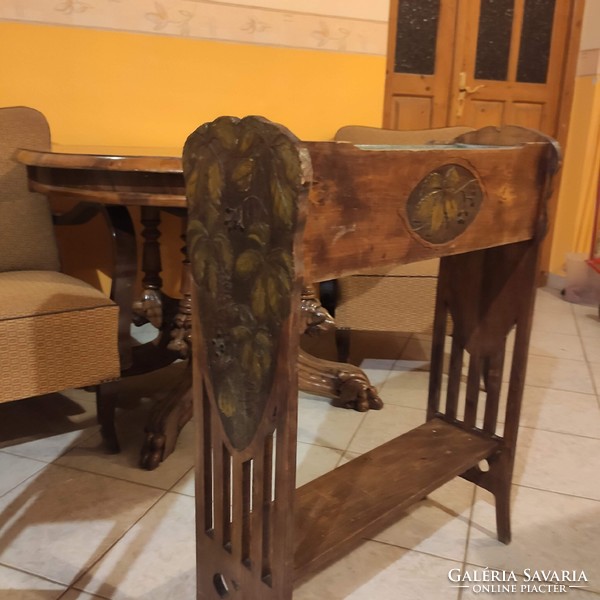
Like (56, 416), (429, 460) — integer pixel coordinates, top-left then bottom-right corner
(231, 158), (254, 191)
(183, 115), (307, 449)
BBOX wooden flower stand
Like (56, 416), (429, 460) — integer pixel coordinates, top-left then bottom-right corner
(183, 116), (560, 599)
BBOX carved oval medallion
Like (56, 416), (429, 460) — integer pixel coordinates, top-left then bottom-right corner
(406, 164), (483, 244)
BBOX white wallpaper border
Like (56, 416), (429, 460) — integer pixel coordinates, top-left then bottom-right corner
(0, 0), (389, 55)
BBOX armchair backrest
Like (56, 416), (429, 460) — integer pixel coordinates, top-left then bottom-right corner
(334, 125), (475, 146)
(0, 106), (60, 272)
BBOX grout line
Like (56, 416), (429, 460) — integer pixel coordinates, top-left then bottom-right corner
(570, 302), (600, 409)
(516, 423), (600, 442)
(67, 489), (169, 595)
(31, 460), (181, 493)
(457, 482), (478, 600)
(0, 459), (48, 501)
(0, 561), (69, 590)
(512, 481), (600, 504)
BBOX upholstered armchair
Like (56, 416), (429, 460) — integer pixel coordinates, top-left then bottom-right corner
(330, 125), (474, 361)
(0, 106), (127, 452)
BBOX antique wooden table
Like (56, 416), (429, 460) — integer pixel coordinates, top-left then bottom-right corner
(179, 116), (559, 599)
(16, 144), (381, 469)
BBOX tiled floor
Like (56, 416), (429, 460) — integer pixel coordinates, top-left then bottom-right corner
(1, 287), (599, 599)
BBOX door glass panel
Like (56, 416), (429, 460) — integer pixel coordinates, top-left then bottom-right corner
(394, 0), (440, 75)
(474, 0), (515, 81)
(517, 0), (556, 83)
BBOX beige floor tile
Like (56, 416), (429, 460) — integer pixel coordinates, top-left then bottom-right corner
(467, 486), (600, 593)
(0, 391), (97, 447)
(171, 468), (195, 497)
(60, 591), (108, 600)
(581, 335), (600, 363)
(296, 441), (344, 487)
(0, 564), (66, 599)
(357, 358), (397, 388)
(532, 289), (578, 336)
(74, 493), (196, 600)
(0, 392), (99, 463)
(297, 393), (365, 450)
(0, 465), (163, 585)
(1, 429), (101, 465)
(370, 478), (475, 563)
(399, 334), (434, 362)
(518, 354), (594, 395)
(0, 453), (45, 497)
(378, 367), (431, 410)
(572, 302), (600, 337)
(346, 405), (427, 455)
(527, 330), (585, 361)
(590, 366), (600, 397)
(518, 386), (600, 438)
(531, 305), (578, 336)
(514, 427), (600, 500)
(55, 406), (195, 490)
(295, 542), (462, 600)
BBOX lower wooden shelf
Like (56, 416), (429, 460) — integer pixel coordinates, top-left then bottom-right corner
(293, 418), (499, 582)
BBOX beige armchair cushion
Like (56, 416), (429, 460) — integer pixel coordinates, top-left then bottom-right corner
(0, 271), (120, 404)
(334, 259), (439, 333)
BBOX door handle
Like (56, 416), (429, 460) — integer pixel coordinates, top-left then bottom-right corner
(456, 71), (486, 118)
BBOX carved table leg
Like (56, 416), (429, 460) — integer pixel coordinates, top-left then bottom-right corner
(167, 217), (193, 357)
(141, 212), (194, 470)
(140, 362), (194, 470)
(298, 349), (383, 411)
(299, 285), (383, 412)
(133, 206), (164, 328)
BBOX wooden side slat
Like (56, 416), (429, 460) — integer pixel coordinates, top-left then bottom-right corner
(293, 418), (499, 582)
(445, 335), (463, 421)
(483, 348), (506, 434)
(464, 352), (482, 429)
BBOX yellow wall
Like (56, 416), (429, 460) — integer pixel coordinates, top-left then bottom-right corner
(0, 22), (385, 146)
(1, 21), (385, 293)
(550, 75), (600, 275)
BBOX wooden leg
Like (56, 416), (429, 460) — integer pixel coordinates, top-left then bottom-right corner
(168, 217), (193, 357)
(335, 327), (351, 363)
(133, 206), (164, 328)
(96, 380), (120, 454)
(298, 349), (383, 411)
(495, 482), (512, 544)
(299, 287), (382, 411)
(140, 215), (194, 470)
(140, 363), (194, 470)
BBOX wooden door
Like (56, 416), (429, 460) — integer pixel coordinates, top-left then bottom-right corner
(383, 0), (584, 278)
(384, 0), (584, 138)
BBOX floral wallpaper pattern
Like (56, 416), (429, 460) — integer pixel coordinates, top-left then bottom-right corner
(0, 0), (389, 55)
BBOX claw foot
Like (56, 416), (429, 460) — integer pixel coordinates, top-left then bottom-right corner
(140, 432), (166, 470)
(335, 372), (383, 411)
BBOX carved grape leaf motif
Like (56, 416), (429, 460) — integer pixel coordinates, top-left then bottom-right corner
(407, 164), (483, 245)
(183, 116), (307, 449)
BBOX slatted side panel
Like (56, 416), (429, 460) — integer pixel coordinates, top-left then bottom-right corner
(185, 116), (309, 599)
(428, 240), (541, 472)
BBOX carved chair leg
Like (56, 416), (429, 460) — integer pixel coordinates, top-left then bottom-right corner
(97, 380), (120, 454)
